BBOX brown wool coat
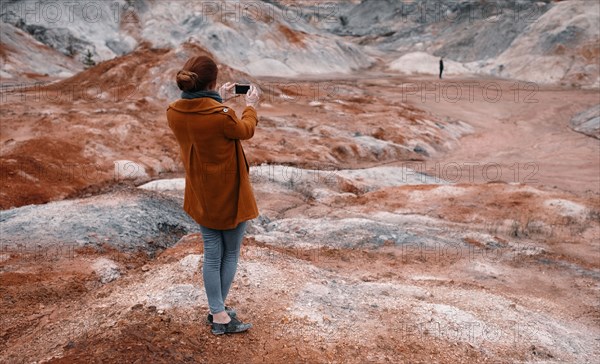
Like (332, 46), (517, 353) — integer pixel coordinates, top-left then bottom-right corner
(167, 98), (259, 230)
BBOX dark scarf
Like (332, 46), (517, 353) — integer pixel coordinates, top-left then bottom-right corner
(181, 90), (223, 103)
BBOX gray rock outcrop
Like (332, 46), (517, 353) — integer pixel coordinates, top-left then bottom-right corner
(570, 105), (600, 139)
(0, 188), (198, 254)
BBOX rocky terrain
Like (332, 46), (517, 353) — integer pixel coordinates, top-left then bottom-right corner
(1, 1), (599, 363)
(2, 0), (599, 87)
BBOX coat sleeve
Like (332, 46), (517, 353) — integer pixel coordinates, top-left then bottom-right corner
(223, 107), (258, 140)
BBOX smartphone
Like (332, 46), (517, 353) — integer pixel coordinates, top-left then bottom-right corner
(235, 84), (251, 94)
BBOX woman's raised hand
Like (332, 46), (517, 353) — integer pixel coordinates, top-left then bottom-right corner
(219, 82), (236, 102)
(245, 84), (261, 109)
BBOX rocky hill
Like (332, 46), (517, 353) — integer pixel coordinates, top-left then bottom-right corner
(0, 0), (372, 82)
(1, 0), (598, 87)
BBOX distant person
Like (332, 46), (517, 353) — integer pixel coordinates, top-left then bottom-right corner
(167, 56), (260, 335)
(439, 57), (444, 79)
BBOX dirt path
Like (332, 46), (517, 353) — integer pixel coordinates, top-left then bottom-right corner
(393, 76), (600, 196)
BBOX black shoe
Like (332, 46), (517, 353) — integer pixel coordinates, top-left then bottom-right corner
(206, 306), (237, 325)
(211, 316), (252, 335)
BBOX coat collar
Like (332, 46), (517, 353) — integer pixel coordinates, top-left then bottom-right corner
(168, 98), (226, 114)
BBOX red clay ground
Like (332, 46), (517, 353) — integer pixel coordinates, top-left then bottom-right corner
(1, 71), (599, 363)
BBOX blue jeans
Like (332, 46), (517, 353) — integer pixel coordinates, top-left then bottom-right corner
(200, 221), (247, 314)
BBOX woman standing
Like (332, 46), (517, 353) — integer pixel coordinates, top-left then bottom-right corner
(167, 56), (260, 335)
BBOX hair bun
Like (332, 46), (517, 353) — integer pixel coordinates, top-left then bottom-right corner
(176, 56), (219, 92)
(176, 70), (199, 92)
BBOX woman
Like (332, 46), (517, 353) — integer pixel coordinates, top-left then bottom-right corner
(167, 55), (260, 335)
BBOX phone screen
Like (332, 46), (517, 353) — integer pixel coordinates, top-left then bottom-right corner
(235, 84), (251, 94)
